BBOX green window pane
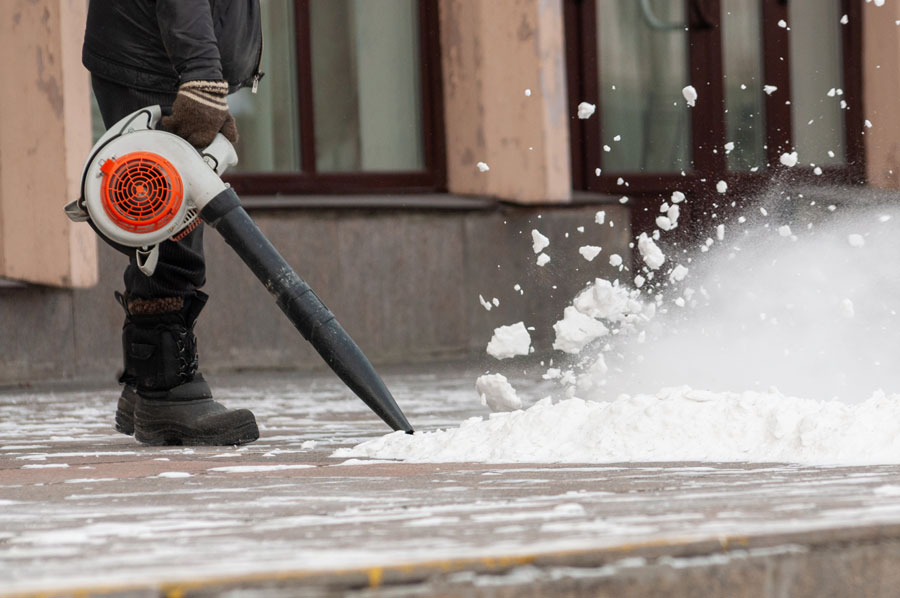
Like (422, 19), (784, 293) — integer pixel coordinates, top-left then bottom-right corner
(789, 0), (846, 167)
(596, 0), (691, 174)
(722, 0), (767, 172)
(229, 0), (302, 173)
(310, 0), (424, 173)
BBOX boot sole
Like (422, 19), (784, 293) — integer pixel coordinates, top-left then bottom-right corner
(115, 389), (137, 436)
(134, 418), (260, 446)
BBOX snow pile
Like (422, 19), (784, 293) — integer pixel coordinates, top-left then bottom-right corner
(337, 387), (900, 465)
(486, 322), (531, 359)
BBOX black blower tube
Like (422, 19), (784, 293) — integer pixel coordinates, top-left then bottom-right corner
(200, 188), (414, 433)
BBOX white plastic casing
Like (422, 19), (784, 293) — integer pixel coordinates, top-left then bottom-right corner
(79, 106), (238, 249)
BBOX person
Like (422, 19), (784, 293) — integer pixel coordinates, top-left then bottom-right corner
(82, 0), (263, 446)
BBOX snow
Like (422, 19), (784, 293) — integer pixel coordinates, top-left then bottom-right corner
(609, 254), (623, 268)
(594, 210), (606, 225)
(716, 181), (728, 194)
(531, 229), (550, 253)
(486, 322), (532, 360)
(764, 85), (778, 95)
(577, 102), (596, 119)
(536, 253), (551, 267)
(681, 85), (697, 107)
(475, 374), (522, 412)
(552, 307), (609, 354)
(476, 161), (490, 172)
(669, 265), (689, 283)
(780, 152), (799, 167)
(579, 246), (602, 261)
(637, 233), (665, 270)
(343, 388), (900, 465)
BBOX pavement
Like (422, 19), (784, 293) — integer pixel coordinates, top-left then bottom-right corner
(4, 363), (900, 597)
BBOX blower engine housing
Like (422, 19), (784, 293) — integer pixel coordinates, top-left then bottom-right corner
(66, 105), (237, 275)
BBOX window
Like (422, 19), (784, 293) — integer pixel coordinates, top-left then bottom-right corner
(227, 0), (445, 196)
(565, 0), (865, 197)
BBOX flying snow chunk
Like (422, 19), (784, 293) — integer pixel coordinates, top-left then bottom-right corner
(848, 234), (865, 248)
(724, 142), (735, 154)
(525, 88), (532, 97)
(669, 264), (689, 283)
(778, 19), (788, 28)
(552, 306), (609, 354)
(671, 190), (685, 204)
(475, 374), (522, 412)
(841, 298), (855, 319)
(478, 294), (493, 311)
(667, 204), (681, 227)
(579, 245), (602, 261)
(486, 322), (532, 360)
(634, 275), (646, 288)
(656, 216), (673, 231)
(865, 119), (873, 128)
(875, 0), (885, 6)
(841, 14), (849, 24)
(764, 85), (778, 95)
(638, 233), (665, 270)
(780, 151), (799, 167)
(609, 254), (623, 268)
(778, 225), (792, 238)
(531, 229), (550, 254)
(536, 253), (551, 267)
(716, 224), (725, 241)
(716, 180), (728, 194)
(682, 85), (698, 107)
(577, 102), (596, 119)
(476, 161), (490, 172)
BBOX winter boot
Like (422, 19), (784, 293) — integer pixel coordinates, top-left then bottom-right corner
(114, 291), (259, 446)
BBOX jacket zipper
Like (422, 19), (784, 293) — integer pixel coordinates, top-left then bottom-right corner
(251, 28), (264, 94)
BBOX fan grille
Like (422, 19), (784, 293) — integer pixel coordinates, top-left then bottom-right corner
(100, 152), (184, 234)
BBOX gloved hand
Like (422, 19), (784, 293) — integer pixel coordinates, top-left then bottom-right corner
(161, 80), (238, 148)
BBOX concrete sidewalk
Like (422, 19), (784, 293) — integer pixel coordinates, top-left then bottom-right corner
(4, 365), (900, 597)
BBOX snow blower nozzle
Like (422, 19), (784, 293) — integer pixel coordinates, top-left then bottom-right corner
(66, 106), (414, 433)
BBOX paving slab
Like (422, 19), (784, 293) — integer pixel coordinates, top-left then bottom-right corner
(3, 364), (900, 597)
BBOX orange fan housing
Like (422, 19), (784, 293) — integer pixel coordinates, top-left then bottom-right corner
(99, 152), (184, 234)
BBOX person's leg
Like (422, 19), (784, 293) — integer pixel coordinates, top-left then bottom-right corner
(91, 75), (258, 445)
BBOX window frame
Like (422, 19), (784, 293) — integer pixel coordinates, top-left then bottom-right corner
(564, 0), (866, 200)
(226, 0), (447, 197)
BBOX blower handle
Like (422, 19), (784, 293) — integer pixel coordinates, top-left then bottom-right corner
(200, 187), (414, 434)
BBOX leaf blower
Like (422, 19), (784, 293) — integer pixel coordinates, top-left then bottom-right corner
(65, 106), (414, 433)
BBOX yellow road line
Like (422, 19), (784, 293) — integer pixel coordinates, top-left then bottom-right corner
(2, 535), (744, 598)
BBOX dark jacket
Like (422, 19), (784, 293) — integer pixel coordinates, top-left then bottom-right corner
(83, 0), (262, 94)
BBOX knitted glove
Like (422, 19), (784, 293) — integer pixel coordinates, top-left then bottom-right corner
(161, 80), (238, 148)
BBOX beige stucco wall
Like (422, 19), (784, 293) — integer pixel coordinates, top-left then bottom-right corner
(439, 0), (571, 204)
(863, 1), (900, 189)
(0, 0), (96, 287)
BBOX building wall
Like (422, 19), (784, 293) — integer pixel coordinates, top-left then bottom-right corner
(0, 204), (631, 385)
